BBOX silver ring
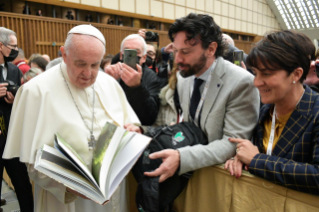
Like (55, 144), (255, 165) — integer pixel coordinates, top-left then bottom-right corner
(230, 157), (234, 160)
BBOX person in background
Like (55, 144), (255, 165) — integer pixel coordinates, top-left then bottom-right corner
(225, 30), (319, 196)
(36, 9), (42, 16)
(30, 56), (48, 72)
(12, 47), (30, 75)
(0, 27), (33, 212)
(23, 67), (42, 83)
(42, 54), (50, 63)
(304, 49), (319, 92)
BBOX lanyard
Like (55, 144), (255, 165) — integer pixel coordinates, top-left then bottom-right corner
(267, 89), (305, 155)
(190, 61), (217, 127)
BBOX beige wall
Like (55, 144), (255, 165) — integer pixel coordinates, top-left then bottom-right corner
(61, 0), (281, 35)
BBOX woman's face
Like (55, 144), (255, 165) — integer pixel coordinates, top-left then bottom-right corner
(252, 63), (295, 105)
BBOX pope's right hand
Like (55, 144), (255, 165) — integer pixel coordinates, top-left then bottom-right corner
(104, 63), (122, 80)
(0, 83), (8, 98)
(66, 187), (90, 200)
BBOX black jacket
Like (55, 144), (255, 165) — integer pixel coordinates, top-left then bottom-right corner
(120, 64), (162, 125)
(0, 62), (22, 135)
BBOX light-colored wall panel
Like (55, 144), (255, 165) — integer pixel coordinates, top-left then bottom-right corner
(175, 5), (185, 19)
(120, 0), (135, 13)
(229, 0), (235, 5)
(258, 25), (262, 35)
(221, 2), (228, 16)
(82, 0), (99, 6)
(242, 0), (248, 8)
(253, 0), (258, 12)
(253, 12), (258, 24)
(205, 0), (213, 13)
(214, 0), (221, 15)
(221, 0), (229, 2)
(242, 21), (247, 32)
(258, 2), (263, 14)
(222, 16), (229, 29)
(253, 24), (258, 34)
(242, 9), (247, 21)
(186, 8), (195, 15)
(247, 22), (253, 33)
(163, 3), (174, 20)
(235, 20), (241, 31)
(262, 15), (267, 26)
(235, 0), (241, 6)
(196, 0), (205, 11)
(176, 0), (185, 6)
(262, 3), (268, 15)
(163, 0), (174, 2)
(229, 5), (235, 18)
(136, 0), (149, 16)
(258, 14), (262, 25)
(102, 0), (119, 10)
(229, 18), (235, 30)
(64, 0), (80, 3)
(247, 0), (253, 10)
(150, 0), (162, 18)
(214, 14), (221, 26)
(235, 7), (241, 20)
(186, 0), (195, 8)
(247, 11), (252, 22)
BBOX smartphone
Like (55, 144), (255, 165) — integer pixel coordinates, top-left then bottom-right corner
(233, 50), (244, 66)
(124, 49), (137, 70)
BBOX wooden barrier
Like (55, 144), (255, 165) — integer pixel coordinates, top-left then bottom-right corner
(6, 164), (319, 212)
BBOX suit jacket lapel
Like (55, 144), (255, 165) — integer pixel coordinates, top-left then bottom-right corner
(272, 86), (314, 157)
(181, 77), (192, 122)
(200, 57), (225, 128)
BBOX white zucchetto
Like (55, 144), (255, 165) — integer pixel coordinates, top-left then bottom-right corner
(68, 24), (106, 45)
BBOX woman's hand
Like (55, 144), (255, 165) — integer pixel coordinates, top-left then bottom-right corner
(225, 155), (244, 178)
(229, 138), (259, 165)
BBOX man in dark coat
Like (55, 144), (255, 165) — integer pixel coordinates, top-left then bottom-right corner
(0, 27), (33, 212)
(106, 34), (163, 125)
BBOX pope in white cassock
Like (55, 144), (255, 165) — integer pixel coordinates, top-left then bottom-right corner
(2, 25), (141, 212)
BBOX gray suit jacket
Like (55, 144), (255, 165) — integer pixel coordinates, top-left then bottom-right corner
(177, 57), (260, 174)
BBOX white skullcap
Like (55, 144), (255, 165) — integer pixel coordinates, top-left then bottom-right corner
(68, 24), (106, 45)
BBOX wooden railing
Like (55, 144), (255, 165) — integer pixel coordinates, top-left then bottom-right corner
(0, 12), (171, 59)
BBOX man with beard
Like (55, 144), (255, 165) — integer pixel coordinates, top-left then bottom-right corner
(144, 13), (260, 183)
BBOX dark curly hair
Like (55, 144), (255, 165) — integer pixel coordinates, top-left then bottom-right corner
(246, 30), (315, 83)
(168, 13), (226, 57)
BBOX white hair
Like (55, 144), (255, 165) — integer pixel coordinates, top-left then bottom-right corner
(120, 34), (147, 55)
(0, 27), (16, 45)
(222, 33), (235, 46)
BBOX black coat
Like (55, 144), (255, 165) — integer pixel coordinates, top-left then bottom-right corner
(0, 62), (22, 136)
(120, 64), (162, 125)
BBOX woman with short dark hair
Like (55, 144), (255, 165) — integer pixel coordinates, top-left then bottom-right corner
(225, 30), (319, 195)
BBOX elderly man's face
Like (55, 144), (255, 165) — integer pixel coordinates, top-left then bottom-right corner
(121, 38), (146, 65)
(61, 35), (104, 88)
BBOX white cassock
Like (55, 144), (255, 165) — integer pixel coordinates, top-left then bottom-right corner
(2, 61), (140, 212)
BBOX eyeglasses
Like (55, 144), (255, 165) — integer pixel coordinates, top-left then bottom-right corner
(147, 51), (156, 57)
(5, 44), (18, 49)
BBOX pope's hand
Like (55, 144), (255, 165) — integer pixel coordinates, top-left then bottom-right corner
(229, 138), (259, 165)
(120, 63), (142, 87)
(0, 83), (8, 98)
(144, 149), (180, 182)
(124, 123), (142, 133)
(66, 187), (90, 200)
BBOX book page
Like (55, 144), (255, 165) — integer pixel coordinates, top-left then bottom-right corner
(92, 122), (117, 185)
(106, 133), (151, 198)
(54, 134), (99, 190)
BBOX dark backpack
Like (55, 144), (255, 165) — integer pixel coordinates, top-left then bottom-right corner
(132, 122), (208, 212)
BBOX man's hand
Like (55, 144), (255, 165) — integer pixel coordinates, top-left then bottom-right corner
(5, 91), (14, 104)
(0, 83), (8, 98)
(124, 123), (142, 133)
(120, 63), (142, 87)
(144, 149), (180, 182)
(138, 29), (147, 39)
(164, 43), (174, 54)
(66, 187), (90, 200)
(104, 63), (122, 80)
(229, 138), (259, 165)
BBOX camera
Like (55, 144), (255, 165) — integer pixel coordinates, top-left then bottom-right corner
(3, 80), (19, 96)
(145, 31), (159, 42)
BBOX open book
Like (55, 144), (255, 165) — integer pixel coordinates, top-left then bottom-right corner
(34, 122), (152, 205)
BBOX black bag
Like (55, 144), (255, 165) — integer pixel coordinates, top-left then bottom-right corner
(132, 122), (208, 212)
